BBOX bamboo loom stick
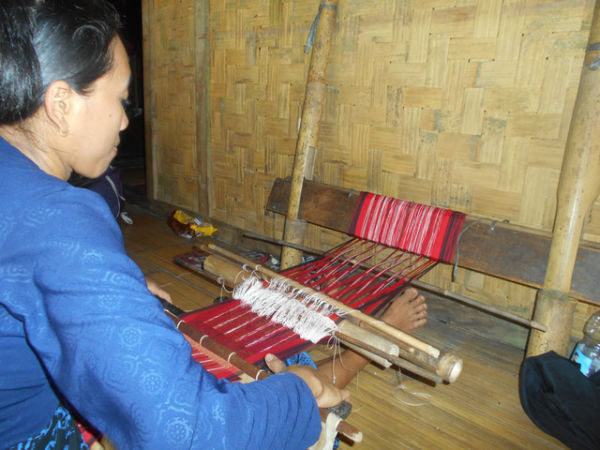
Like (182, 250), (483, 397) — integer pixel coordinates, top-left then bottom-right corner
(281, 0), (338, 269)
(203, 247), (452, 383)
(409, 280), (547, 332)
(334, 320), (398, 369)
(243, 230), (548, 332)
(335, 331), (445, 384)
(160, 299), (363, 444)
(527, 3), (600, 357)
(201, 252), (462, 382)
(203, 243), (442, 359)
(202, 254), (402, 366)
(204, 250), (402, 369)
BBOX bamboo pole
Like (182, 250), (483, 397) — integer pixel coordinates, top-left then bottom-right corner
(281, 0), (338, 269)
(527, 3), (600, 357)
(335, 331), (445, 384)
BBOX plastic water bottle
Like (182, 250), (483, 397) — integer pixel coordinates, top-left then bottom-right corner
(570, 310), (600, 377)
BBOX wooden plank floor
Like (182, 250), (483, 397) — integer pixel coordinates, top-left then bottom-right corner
(120, 208), (566, 450)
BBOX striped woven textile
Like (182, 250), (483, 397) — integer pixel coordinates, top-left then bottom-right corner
(181, 299), (314, 373)
(281, 238), (436, 316)
(174, 211), (450, 378)
(348, 192), (466, 263)
(184, 333), (242, 381)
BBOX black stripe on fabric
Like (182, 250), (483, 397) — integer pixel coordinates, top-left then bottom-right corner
(439, 213), (466, 263)
(348, 191), (369, 236)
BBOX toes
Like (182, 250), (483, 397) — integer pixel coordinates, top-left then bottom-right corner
(412, 302), (427, 313)
(409, 305), (427, 324)
(392, 288), (420, 306)
(404, 287), (419, 300)
(412, 317), (427, 329)
(411, 309), (427, 321)
(410, 295), (426, 306)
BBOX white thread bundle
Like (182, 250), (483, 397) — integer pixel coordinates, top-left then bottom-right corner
(232, 276), (340, 343)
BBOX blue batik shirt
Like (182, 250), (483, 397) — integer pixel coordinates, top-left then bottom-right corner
(0, 137), (320, 449)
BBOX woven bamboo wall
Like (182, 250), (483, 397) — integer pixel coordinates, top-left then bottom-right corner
(143, 0), (600, 338)
(142, 0), (206, 212)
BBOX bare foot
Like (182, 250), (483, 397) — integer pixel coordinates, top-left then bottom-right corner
(380, 287), (427, 332)
(315, 288), (428, 388)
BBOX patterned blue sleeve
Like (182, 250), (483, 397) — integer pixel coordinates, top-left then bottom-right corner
(13, 188), (320, 449)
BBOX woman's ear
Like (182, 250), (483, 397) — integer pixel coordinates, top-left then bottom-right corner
(44, 80), (73, 137)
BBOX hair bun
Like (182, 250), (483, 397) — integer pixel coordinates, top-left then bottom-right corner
(0, 1), (43, 124)
(0, 0), (121, 125)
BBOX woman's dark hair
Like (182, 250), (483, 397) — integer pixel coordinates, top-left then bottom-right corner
(0, 0), (121, 125)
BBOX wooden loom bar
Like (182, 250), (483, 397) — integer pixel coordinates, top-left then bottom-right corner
(409, 280), (547, 332)
(335, 331), (444, 384)
(160, 300), (363, 443)
(203, 243), (443, 359)
(527, 3), (600, 356)
(281, 0), (338, 269)
(201, 253), (460, 382)
(266, 177), (600, 305)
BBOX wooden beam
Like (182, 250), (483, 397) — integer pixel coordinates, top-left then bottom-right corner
(140, 0), (156, 200)
(281, 0), (338, 269)
(526, 3), (600, 357)
(194, 0), (210, 217)
(266, 177), (600, 305)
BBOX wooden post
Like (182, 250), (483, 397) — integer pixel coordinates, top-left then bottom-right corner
(281, 0), (338, 269)
(527, 3), (600, 357)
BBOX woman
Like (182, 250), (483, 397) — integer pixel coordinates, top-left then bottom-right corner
(0, 1), (348, 448)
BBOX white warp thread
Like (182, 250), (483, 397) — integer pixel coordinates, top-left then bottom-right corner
(232, 276), (339, 343)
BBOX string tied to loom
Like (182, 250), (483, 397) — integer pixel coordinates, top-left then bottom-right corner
(452, 218), (510, 281)
(325, 334), (345, 385)
(232, 275), (340, 343)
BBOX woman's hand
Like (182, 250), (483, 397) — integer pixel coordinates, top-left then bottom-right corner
(146, 278), (172, 303)
(264, 353), (350, 409)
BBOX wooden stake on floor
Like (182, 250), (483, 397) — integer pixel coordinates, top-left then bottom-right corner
(527, 2), (600, 357)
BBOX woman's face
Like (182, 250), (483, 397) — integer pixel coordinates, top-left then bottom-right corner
(65, 37), (131, 179)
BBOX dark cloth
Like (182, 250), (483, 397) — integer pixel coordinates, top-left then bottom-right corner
(7, 404), (88, 450)
(519, 351), (600, 450)
(68, 165), (125, 219)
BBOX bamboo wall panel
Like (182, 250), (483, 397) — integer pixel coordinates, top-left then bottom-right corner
(208, 0), (598, 238)
(144, 1), (600, 338)
(208, 0), (599, 331)
(143, 0), (202, 210)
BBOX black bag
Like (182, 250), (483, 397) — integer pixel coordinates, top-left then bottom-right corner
(520, 351), (600, 449)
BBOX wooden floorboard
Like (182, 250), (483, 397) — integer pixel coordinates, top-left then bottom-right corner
(120, 208), (565, 450)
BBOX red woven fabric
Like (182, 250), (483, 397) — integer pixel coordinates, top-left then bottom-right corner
(178, 235), (436, 375)
(282, 238), (436, 316)
(184, 334), (242, 381)
(174, 212), (450, 377)
(348, 192), (465, 263)
(182, 299), (313, 370)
